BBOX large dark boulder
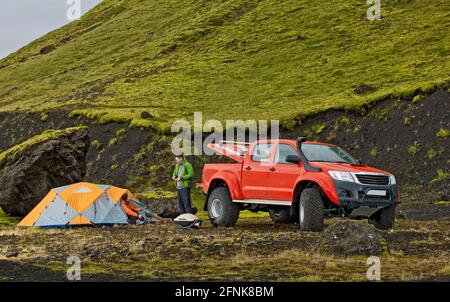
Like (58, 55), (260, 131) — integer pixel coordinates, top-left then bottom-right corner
(0, 127), (89, 216)
(320, 220), (385, 256)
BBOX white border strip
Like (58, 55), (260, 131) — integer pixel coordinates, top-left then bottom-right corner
(233, 199), (291, 206)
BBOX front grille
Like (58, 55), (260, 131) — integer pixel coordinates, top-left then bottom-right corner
(355, 174), (389, 186)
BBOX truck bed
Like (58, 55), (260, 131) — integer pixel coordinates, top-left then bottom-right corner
(202, 162), (243, 195)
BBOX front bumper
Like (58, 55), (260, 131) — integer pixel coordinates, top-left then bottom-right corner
(333, 179), (399, 210)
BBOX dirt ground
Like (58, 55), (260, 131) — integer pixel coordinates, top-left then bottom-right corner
(0, 194), (449, 282)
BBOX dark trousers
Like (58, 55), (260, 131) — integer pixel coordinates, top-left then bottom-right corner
(177, 188), (193, 214)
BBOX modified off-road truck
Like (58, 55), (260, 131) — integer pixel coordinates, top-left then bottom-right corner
(201, 137), (399, 231)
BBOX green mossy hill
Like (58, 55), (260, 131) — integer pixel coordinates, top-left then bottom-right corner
(0, 0), (448, 130)
(0, 127), (87, 168)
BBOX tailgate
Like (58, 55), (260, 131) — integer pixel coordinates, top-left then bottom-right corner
(207, 141), (249, 163)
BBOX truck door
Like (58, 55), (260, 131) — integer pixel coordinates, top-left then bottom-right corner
(267, 143), (301, 201)
(241, 143), (274, 200)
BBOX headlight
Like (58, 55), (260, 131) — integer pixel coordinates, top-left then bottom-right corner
(389, 175), (396, 185)
(328, 171), (355, 182)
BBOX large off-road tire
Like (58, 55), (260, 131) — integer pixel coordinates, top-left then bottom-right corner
(369, 206), (395, 230)
(207, 187), (240, 227)
(299, 187), (324, 232)
(269, 208), (291, 224)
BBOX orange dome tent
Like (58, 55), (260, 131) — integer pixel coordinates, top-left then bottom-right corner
(18, 182), (137, 228)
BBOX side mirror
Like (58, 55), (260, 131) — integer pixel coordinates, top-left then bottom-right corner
(285, 155), (300, 164)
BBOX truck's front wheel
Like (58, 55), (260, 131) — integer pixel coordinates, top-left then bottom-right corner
(207, 187), (239, 227)
(369, 206), (395, 230)
(299, 187), (324, 232)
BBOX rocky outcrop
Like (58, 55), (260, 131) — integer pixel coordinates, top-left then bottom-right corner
(0, 127), (89, 216)
(320, 220), (385, 256)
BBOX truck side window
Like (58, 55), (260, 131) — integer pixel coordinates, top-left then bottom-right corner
(275, 144), (298, 164)
(251, 143), (272, 162)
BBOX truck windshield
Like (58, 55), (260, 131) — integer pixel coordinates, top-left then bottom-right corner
(301, 144), (356, 164)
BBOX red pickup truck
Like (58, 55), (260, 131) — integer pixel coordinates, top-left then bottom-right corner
(201, 137), (399, 231)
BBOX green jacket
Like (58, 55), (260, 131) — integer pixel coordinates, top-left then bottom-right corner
(172, 159), (194, 188)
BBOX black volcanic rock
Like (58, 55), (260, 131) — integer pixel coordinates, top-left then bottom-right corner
(0, 127), (89, 216)
(320, 221), (385, 256)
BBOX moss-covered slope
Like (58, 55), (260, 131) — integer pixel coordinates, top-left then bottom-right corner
(0, 127), (87, 168)
(0, 0), (448, 130)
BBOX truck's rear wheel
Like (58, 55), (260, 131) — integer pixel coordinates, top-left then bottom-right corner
(369, 206), (395, 230)
(269, 208), (291, 224)
(299, 187), (324, 232)
(207, 187), (239, 227)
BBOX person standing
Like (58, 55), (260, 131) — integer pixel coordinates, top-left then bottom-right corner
(172, 154), (195, 214)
